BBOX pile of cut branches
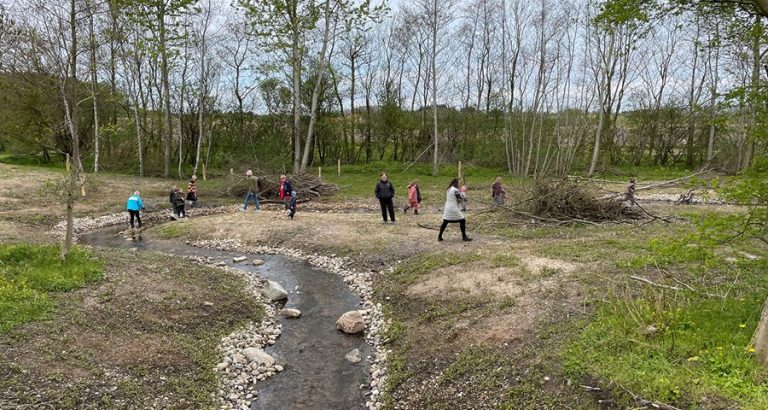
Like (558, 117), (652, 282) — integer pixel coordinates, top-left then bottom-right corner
(222, 174), (339, 200)
(531, 179), (643, 222)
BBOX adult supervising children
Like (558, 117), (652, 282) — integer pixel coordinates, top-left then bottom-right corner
(438, 178), (472, 242)
(375, 172), (396, 224)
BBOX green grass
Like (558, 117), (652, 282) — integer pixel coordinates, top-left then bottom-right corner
(0, 153), (65, 169)
(565, 257), (768, 409)
(0, 244), (102, 333)
(157, 221), (192, 239)
(390, 251), (482, 286)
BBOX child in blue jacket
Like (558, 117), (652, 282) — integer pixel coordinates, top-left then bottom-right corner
(126, 191), (145, 229)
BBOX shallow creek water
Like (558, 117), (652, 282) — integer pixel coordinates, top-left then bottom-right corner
(79, 227), (371, 409)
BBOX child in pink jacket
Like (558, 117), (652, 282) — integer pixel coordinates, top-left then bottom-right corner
(404, 180), (421, 215)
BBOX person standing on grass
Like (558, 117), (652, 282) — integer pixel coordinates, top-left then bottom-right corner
(375, 172), (396, 224)
(438, 178), (472, 242)
(187, 175), (198, 208)
(126, 191), (145, 229)
(492, 177), (506, 209)
(404, 180), (421, 215)
(243, 170), (260, 211)
(279, 175), (297, 219)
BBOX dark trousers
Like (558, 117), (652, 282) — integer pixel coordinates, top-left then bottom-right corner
(129, 210), (142, 228)
(379, 198), (395, 222)
(438, 219), (467, 239)
(284, 196), (297, 218)
(289, 196), (297, 218)
(175, 204), (186, 218)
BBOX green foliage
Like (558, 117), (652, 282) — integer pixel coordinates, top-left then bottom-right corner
(594, 0), (654, 31)
(0, 244), (103, 333)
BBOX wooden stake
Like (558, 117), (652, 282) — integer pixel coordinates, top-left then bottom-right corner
(202, 163), (207, 181)
(337, 159), (341, 176)
(458, 161), (462, 181)
(318, 167), (322, 181)
(230, 168), (233, 176)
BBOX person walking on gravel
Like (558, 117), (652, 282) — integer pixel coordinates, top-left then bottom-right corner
(375, 172), (396, 224)
(126, 191), (145, 229)
(438, 178), (471, 242)
(243, 170), (260, 211)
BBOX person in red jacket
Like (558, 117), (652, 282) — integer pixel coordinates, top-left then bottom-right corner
(279, 175), (297, 219)
(404, 180), (421, 215)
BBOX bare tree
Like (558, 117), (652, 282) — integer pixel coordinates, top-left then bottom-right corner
(413, 0), (458, 175)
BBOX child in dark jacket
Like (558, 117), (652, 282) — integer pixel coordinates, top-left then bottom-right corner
(170, 186), (186, 219)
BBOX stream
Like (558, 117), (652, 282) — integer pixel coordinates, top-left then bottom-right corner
(79, 226), (371, 409)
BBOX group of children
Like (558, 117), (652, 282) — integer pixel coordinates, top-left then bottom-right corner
(169, 176), (198, 219)
(123, 176), (198, 235)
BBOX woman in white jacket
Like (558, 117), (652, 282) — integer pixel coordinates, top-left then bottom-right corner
(438, 178), (472, 242)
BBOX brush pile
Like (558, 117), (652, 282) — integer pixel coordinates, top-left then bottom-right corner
(223, 173), (339, 200)
(531, 179), (642, 222)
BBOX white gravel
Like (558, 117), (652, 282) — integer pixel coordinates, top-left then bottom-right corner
(192, 238), (390, 410)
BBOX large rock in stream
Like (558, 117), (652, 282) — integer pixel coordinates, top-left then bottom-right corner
(262, 280), (288, 301)
(336, 311), (366, 334)
(280, 308), (302, 318)
(242, 347), (275, 366)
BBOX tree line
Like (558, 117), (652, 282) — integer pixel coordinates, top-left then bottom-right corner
(0, 0), (766, 180)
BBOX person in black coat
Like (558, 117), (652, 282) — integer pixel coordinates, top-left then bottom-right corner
(375, 172), (396, 224)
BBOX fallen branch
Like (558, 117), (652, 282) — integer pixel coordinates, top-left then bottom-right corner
(635, 169), (711, 191)
(630, 275), (683, 292)
(668, 277), (722, 299)
(617, 382), (683, 410)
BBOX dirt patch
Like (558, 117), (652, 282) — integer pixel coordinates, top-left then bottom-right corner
(519, 254), (579, 274)
(407, 262), (526, 298)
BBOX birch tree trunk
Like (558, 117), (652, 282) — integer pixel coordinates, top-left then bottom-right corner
(160, 9), (173, 179)
(292, 25), (302, 174)
(706, 35), (719, 163)
(61, 0), (79, 260)
(431, 0), (439, 176)
(300, 0), (333, 174)
(194, 1), (212, 176)
(88, 2), (100, 173)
